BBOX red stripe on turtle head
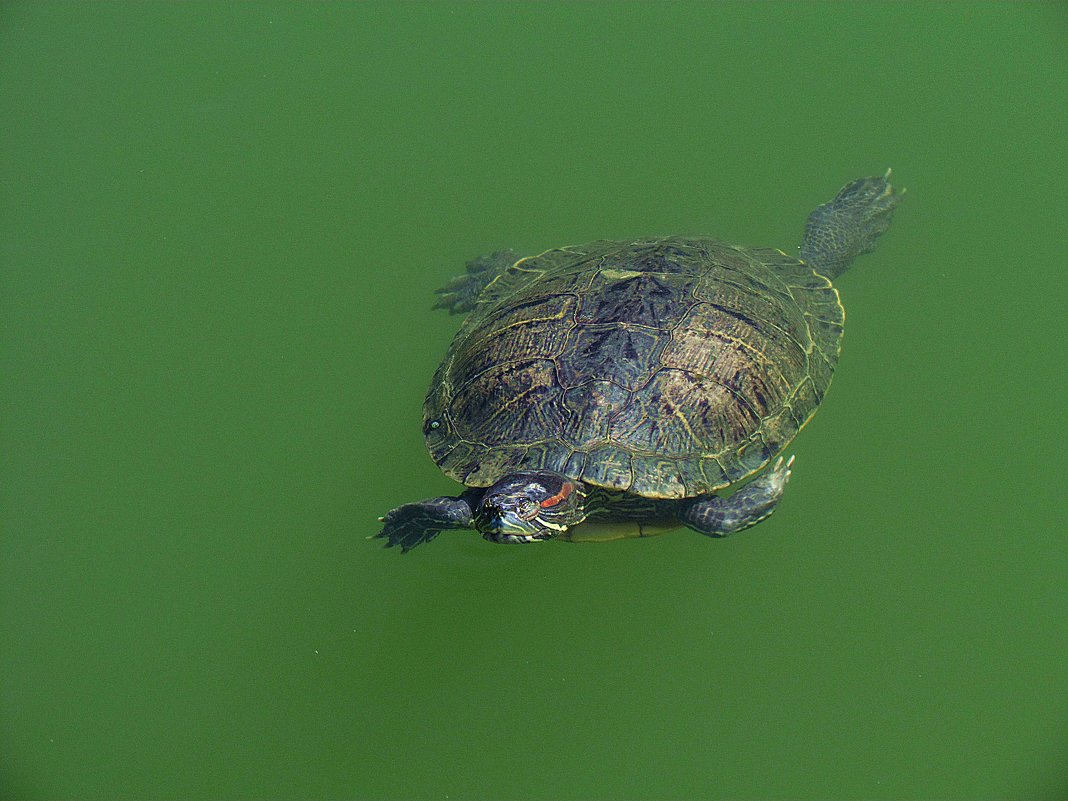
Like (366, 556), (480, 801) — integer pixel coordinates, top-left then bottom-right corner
(539, 480), (573, 509)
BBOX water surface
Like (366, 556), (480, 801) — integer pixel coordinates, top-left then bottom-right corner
(3, 3), (1066, 799)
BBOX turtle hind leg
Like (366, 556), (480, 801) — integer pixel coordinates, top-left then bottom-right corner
(432, 249), (518, 314)
(678, 456), (794, 537)
(801, 170), (904, 280)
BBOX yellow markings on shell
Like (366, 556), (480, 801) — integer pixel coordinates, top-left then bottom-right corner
(599, 268), (644, 281)
(667, 401), (700, 449)
(563, 520), (678, 542)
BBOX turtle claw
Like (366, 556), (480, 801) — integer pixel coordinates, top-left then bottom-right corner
(751, 454), (794, 499)
(759, 454), (795, 495)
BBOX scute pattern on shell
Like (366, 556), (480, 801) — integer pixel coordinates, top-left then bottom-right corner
(423, 237), (843, 499)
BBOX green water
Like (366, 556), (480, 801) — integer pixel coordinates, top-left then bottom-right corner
(3, 3), (1067, 799)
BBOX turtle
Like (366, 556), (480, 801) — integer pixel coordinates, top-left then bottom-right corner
(375, 171), (903, 551)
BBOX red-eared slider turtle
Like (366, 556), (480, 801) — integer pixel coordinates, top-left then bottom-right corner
(376, 172), (903, 551)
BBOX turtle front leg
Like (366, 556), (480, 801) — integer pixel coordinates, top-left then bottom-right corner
(432, 250), (518, 314)
(678, 456), (794, 537)
(375, 491), (480, 552)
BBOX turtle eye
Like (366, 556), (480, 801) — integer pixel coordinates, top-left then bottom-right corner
(517, 499), (540, 519)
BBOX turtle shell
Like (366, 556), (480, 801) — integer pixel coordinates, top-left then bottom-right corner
(423, 237), (843, 499)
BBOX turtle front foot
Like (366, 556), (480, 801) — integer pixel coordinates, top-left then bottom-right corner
(374, 496), (475, 553)
(679, 455), (794, 537)
(432, 250), (518, 314)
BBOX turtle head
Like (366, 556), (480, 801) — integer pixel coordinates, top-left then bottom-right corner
(474, 471), (586, 543)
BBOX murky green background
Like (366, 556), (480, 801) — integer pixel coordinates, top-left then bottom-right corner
(3, 3), (1066, 799)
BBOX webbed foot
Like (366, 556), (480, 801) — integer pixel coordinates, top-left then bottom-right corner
(801, 170), (904, 279)
(759, 453), (794, 496)
(679, 455), (794, 537)
(374, 496), (474, 552)
(432, 249), (518, 314)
